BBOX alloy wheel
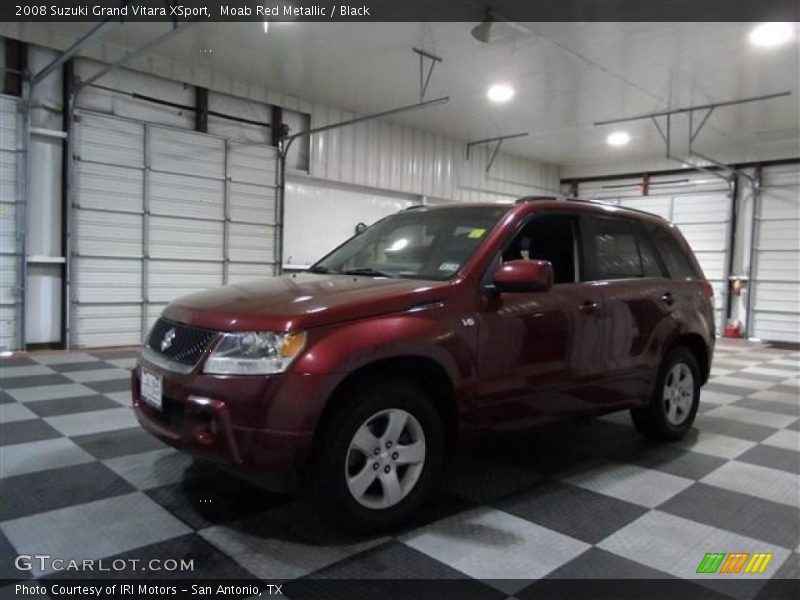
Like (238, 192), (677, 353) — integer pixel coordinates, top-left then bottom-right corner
(345, 408), (426, 509)
(663, 362), (694, 426)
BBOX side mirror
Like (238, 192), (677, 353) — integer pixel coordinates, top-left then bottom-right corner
(493, 259), (554, 293)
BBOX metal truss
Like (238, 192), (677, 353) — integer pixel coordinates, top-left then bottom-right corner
(466, 132), (529, 173)
(594, 91), (791, 184)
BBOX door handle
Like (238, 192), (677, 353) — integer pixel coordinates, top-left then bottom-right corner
(578, 300), (599, 313)
(661, 292), (675, 306)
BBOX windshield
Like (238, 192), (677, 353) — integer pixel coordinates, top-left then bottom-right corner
(311, 206), (508, 281)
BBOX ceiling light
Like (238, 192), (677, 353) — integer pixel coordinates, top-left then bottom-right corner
(471, 13), (494, 43)
(749, 22), (793, 48)
(606, 131), (630, 146)
(487, 83), (514, 103)
(263, 20), (269, 34)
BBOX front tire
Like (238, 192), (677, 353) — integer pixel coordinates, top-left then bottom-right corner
(631, 347), (700, 441)
(310, 380), (444, 531)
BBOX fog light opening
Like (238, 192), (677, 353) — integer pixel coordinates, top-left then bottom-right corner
(192, 416), (218, 445)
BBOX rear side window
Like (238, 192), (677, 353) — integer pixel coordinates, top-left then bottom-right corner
(634, 223), (666, 278)
(647, 224), (700, 279)
(581, 216), (645, 280)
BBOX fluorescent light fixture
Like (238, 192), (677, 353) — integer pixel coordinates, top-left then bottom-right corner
(263, 20), (269, 34)
(749, 22), (793, 48)
(487, 83), (514, 103)
(606, 131), (630, 146)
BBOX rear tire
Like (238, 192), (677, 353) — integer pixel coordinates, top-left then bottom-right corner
(310, 379), (444, 532)
(631, 347), (700, 442)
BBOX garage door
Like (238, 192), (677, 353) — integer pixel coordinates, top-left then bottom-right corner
(72, 111), (279, 348)
(750, 163), (800, 343)
(0, 95), (21, 351)
(577, 172), (733, 333)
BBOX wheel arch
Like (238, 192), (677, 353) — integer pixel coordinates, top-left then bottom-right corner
(311, 355), (458, 454)
(669, 333), (711, 384)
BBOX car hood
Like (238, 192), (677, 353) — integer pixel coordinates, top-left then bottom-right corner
(161, 272), (453, 332)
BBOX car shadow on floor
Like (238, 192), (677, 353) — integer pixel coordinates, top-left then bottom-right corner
(167, 416), (674, 547)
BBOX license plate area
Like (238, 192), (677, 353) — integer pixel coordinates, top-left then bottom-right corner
(140, 368), (163, 411)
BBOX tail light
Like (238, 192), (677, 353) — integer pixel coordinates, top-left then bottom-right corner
(700, 281), (714, 299)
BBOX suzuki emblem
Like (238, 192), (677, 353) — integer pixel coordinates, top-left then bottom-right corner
(161, 328), (176, 351)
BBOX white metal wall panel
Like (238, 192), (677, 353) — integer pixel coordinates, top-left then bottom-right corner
(148, 216), (223, 261)
(74, 210), (143, 258)
(76, 58), (194, 130)
(148, 171), (224, 221)
(76, 113), (144, 167)
(149, 126), (225, 179)
(229, 182), (276, 225)
(752, 163), (800, 342)
(620, 196), (672, 219)
(227, 262), (275, 284)
(581, 177), (646, 201)
(225, 142), (279, 280)
(76, 161), (143, 214)
(228, 144), (277, 187)
(283, 177), (416, 268)
(0, 198), (17, 255)
(72, 111), (281, 346)
(74, 304), (142, 348)
(578, 173), (732, 332)
(227, 223), (276, 263)
(72, 112), (146, 347)
(73, 258), (142, 304)
(307, 102), (560, 202)
(0, 95), (20, 350)
(147, 261), (223, 303)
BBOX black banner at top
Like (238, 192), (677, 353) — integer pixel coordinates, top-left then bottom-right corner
(1, 0), (799, 23)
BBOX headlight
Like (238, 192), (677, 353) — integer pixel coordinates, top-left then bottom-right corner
(203, 331), (307, 375)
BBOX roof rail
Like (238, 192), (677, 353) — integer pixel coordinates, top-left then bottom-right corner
(514, 196), (559, 204)
(403, 204), (427, 211)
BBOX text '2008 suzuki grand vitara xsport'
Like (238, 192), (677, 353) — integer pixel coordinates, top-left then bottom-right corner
(133, 197), (714, 529)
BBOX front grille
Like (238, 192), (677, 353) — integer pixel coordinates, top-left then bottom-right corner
(147, 318), (217, 366)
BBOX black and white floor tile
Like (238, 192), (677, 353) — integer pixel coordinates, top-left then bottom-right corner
(1, 340), (798, 599)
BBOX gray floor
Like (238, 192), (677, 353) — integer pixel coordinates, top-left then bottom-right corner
(0, 339), (798, 599)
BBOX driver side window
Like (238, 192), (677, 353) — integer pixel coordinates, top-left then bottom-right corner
(502, 214), (578, 284)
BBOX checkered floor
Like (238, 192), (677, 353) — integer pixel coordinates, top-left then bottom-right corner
(1, 339), (798, 599)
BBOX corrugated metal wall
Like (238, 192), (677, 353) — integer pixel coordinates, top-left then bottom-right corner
(575, 172), (733, 333)
(751, 163), (800, 343)
(72, 111), (279, 348)
(305, 103), (561, 202)
(0, 95), (21, 351)
(283, 177), (417, 268)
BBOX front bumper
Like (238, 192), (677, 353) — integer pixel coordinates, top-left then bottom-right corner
(131, 358), (318, 471)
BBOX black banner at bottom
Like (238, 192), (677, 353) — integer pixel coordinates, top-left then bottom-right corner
(4, 578), (799, 600)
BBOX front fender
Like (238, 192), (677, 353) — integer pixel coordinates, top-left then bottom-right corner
(284, 308), (475, 432)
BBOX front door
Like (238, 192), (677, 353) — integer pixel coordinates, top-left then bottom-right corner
(468, 213), (608, 433)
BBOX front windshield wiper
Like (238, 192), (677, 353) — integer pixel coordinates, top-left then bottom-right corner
(307, 265), (332, 274)
(341, 267), (395, 278)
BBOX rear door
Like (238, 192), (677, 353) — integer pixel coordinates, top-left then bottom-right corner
(646, 222), (716, 338)
(579, 215), (672, 404)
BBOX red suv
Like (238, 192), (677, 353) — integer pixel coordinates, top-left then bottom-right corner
(133, 198), (715, 529)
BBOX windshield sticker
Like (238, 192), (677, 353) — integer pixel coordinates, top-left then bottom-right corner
(438, 262), (460, 273)
(467, 228), (487, 239)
